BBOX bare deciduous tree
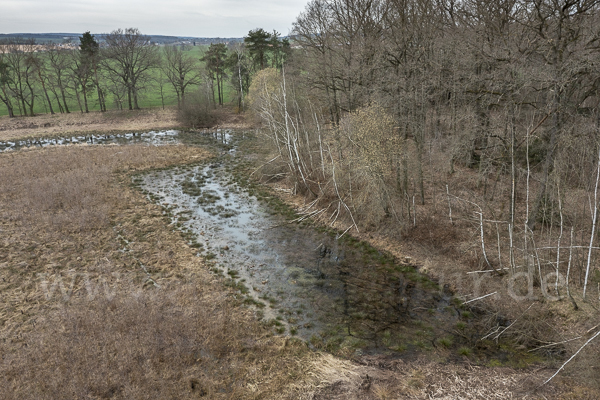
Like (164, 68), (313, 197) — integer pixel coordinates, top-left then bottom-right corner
(162, 45), (201, 106)
(103, 28), (159, 110)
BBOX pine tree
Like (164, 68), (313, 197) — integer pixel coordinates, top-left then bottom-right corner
(201, 43), (228, 106)
(79, 31), (105, 111)
(244, 28), (271, 71)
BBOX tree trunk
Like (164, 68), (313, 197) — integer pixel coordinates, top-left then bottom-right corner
(58, 78), (70, 113)
(528, 104), (559, 231)
(74, 86), (84, 113)
(38, 72), (55, 115)
(94, 68), (105, 112)
(52, 90), (64, 113)
(216, 72), (222, 106)
(0, 86), (15, 117)
(82, 85), (89, 113)
(127, 87), (133, 110)
(133, 88), (140, 110)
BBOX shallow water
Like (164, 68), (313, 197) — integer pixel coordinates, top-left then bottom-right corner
(140, 159), (351, 338)
(0, 130), (179, 152)
(138, 130), (459, 352)
(1, 127), (461, 353)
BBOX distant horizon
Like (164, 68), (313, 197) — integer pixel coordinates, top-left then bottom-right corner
(0, 32), (248, 39)
(1, 0), (307, 38)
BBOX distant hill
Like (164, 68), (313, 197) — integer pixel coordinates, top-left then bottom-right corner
(0, 33), (243, 45)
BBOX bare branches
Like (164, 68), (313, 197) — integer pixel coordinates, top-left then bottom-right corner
(162, 45), (201, 106)
(103, 28), (159, 111)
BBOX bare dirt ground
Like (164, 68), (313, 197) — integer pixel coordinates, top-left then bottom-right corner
(0, 109), (585, 399)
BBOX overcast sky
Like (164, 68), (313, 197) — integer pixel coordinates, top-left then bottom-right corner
(1, 0), (308, 37)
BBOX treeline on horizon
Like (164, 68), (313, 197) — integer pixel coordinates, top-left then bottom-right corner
(0, 32), (243, 44)
(0, 27), (290, 116)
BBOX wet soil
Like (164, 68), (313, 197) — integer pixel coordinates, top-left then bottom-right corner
(0, 130), (179, 152)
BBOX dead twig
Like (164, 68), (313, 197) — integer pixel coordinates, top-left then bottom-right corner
(543, 329), (600, 385)
(493, 303), (534, 342)
(464, 292), (497, 304)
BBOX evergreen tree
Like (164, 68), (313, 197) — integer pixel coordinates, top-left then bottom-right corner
(201, 43), (228, 106)
(79, 31), (106, 111)
(79, 31), (99, 58)
(244, 28), (271, 71)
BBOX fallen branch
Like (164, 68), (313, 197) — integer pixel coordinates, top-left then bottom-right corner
(249, 155), (281, 177)
(481, 326), (501, 341)
(290, 208), (326, 223)
(446, 184), (453, 225)
(336, 224), (353, 240)
(528, 336), (582, 352)
(467, 268), (511, 274)
(298, 198), (319, 213)
(464, 292), (497, 304)
(544, 329), (600, 385)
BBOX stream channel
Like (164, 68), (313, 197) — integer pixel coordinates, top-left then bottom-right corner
(1, 129), (467, 356)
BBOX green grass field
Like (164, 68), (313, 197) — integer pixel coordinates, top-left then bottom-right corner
(0, 45), (239, 117)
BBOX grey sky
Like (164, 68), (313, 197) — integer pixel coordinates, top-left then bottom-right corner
(1, 0), (308, 37)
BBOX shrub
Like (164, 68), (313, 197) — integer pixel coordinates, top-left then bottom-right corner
(177, 90), (218, 128)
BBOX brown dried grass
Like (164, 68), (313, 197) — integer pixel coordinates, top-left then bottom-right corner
(0, 143), (330, 399)
(0, 143), (358, 399)
(0, 144), (210, 341)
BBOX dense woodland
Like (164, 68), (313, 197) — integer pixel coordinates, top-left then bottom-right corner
(250, 1), (600, 382)
(248, 0), (600, 305)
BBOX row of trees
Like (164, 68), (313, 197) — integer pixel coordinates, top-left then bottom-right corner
(0, 29), (151, 116)
(0, 28), (291, 117)
(250, 0), (600, 302)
